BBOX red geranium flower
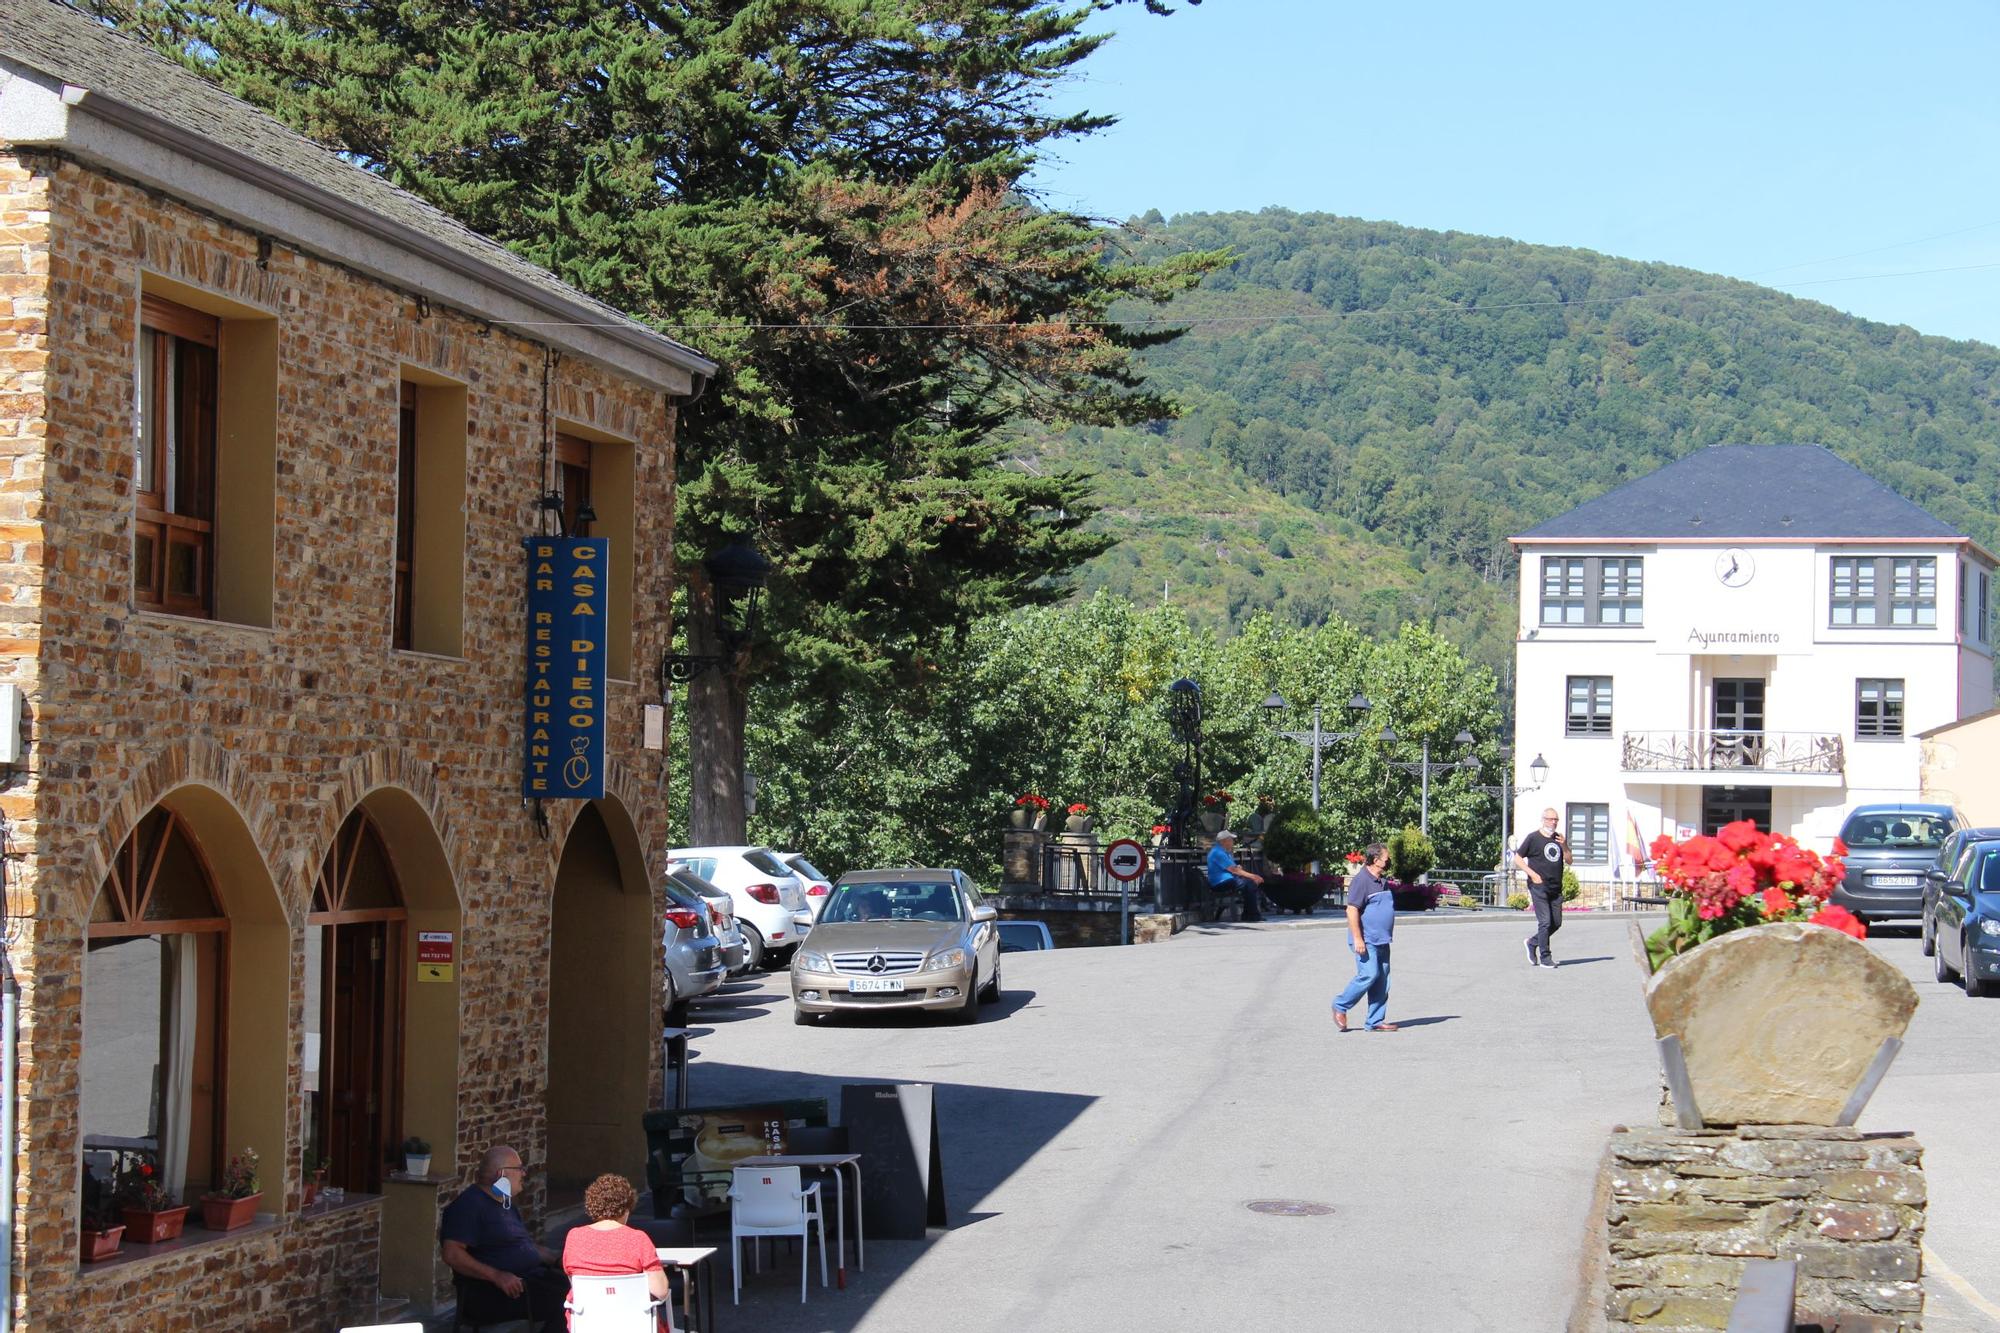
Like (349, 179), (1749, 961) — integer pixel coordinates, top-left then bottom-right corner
(1067, 802), (1089, 816)
(1760, 886), (1793, 916)
(1808, 903), (1868, 939)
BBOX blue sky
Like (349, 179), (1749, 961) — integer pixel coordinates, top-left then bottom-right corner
(1026, 0), (2000, 346)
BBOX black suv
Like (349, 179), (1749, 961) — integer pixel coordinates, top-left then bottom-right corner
(1832, 803), (1964, 922)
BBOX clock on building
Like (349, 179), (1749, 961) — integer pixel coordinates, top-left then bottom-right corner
(1715, 548), (1755, 588)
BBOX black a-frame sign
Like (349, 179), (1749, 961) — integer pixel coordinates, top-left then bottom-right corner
(840, 1082), (947, 1237)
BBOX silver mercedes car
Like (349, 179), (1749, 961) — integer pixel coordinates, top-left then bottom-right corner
(790, 868), (1001, 1024)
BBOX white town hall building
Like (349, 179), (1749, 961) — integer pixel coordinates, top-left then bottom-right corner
(1509, 444), (1994, 871)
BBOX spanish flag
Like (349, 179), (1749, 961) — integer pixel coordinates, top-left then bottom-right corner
(1624, 810), (1651, 877)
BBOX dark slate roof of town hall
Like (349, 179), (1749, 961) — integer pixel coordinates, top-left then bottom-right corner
(1511, 445), (1968, 544)
(0, 0), (716, 381)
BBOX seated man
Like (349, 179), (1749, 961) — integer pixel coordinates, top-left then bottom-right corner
(441, 1144), (569, 1330)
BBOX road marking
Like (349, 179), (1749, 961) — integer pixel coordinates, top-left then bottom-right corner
(1925, 1244), (2000, 1321)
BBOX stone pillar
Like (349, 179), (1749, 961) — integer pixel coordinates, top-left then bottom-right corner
(1001, 828), (1047, 888)
(1603, 1125), (1924, 1331)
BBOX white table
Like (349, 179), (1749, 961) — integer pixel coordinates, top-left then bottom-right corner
(737, 1153), (864, 1287)
(654, 1245), (718, 1331)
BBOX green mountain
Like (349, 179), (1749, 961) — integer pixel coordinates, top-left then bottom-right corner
(1019, 208), (2000, 670)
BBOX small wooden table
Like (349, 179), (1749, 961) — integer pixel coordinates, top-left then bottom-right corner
(737, 1153), (864, 1287)
(655, 1245), (718, 1332)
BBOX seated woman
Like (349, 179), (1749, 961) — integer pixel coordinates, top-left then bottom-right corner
(562, 1174), (673, 1330)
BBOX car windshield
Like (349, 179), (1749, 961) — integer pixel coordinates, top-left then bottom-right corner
(995, 922), (1049, 950)
(788, 856), (829, 882)
(1839, 812), (1949, 850)
(743, 848), (792, 876)
(821, 880), (963, 924)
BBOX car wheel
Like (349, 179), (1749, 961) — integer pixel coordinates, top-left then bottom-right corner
(737, 924), (765, 972)
(949, 973), (980, 1024)
(761, 944), (795, 973)
(980, 960), (1002, 1004)
(1921, 913), (1936, 957)
(1935, 938), (1958, 983)
(664, 972), (686, 1022)
(793, 1005), (819, 1026)
(1963, 938), (1989, 997)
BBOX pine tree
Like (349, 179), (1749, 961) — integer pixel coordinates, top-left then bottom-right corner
(96, 0), (1225, 838)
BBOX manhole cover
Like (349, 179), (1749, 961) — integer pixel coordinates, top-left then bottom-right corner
(1246, 1200), (1335, 1217)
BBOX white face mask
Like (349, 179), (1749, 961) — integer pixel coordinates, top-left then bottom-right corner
(494, 1174), (514, 1206)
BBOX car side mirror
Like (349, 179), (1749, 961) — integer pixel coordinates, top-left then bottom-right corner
(971, 905), (997, 923)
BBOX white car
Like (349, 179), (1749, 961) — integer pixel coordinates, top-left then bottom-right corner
(778, 851), (835, 920)
(668, 846), (812, 970)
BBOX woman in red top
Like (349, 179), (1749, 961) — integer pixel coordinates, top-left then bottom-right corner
(562, 1174), (671, 1330)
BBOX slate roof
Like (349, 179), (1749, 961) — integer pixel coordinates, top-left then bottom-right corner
(0, 0), (715, 380)
(1512, 445), (1967, 544)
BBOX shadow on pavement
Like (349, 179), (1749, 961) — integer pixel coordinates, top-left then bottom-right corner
(1388, 1014), (1458, 1028)
(683, 1053), (1095, 1333)
(1556, 956), (1615, 967)
(815, 988), (1039, 1029)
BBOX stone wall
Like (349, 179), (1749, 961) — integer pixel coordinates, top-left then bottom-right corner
(1602, 1125), (1924, 1331)
(1, 149), (687, 1328)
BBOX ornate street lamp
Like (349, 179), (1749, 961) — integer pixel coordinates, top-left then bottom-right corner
(661, 539), (772, 689)
(1264, 691), (1374, 812)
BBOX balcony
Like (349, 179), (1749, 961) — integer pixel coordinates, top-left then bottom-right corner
(1620, 731), (1845, 785)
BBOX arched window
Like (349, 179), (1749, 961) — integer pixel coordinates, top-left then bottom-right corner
(82, 808), (227, 1211)
(305, 810), (409, 1191)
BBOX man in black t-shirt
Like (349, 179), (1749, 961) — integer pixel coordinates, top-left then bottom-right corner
(1514, 807), (1570, 969)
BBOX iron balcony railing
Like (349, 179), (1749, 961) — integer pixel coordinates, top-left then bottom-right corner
(1619, 730), (1845, 776)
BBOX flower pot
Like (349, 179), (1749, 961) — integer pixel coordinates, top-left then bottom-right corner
(302, 1176), (319, 1208)
(80, 1225), (124, 1263)
(1199, 810), (1226, 835)
(200, 1193), (261, 1231)
(1264, 876), (1324, 915)
(1063, 816), (1094, 835)
(1008, 809), (1046, 830)
(121, 1204), (189, 1245)
(404, 1154), (432, 1178)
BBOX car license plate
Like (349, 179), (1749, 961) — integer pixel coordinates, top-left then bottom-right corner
(1874, 875), (1918, 887)
(847, 978), (904, 994)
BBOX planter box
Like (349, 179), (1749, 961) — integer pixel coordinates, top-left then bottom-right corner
(1263, 877), (1324, 915)
(80, 1225), (124, 1263)
(121, 1204), (189, 1245)
(200, 1192), (261, 1231)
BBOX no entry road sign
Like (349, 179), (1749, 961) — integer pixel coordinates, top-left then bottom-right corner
(1103, 839), (1148, 882)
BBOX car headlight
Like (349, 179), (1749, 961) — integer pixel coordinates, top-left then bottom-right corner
(921, 947), (967, 972)
(1979, 921), (2000, 938)
(798, 951), (831, 972)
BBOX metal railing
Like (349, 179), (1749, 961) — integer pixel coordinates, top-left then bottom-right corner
(1621, 730), (1844, 775)
(1033, 842), (1248, 915)
(1426, 868), (1672, 911)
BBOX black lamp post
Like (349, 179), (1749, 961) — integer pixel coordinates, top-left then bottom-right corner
(661, 540), (772, 689)
(1165, 678), (1203, 849)
(1262, 691), (1373, 812)
(1379, 726), (1480, 836)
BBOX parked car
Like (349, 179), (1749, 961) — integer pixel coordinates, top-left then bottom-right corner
(1829, 803), (1963, 922)
(995, 920), (1055, 952)
(1925, 836), (2000, 996)
(779, 852), (835, 920)
(668, 846), (811, 970)
(661, 875), (726, 1012)
(1921, 826), (2000, 955)
(790, 868), (1002, 1025)
(670, 867), (747, 975)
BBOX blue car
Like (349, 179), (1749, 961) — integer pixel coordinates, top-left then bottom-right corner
(1926, 836), (2000, 998)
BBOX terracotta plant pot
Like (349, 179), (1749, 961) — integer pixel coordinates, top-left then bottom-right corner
(80, 1225), (124, 1263)
(121, 1204), (189, 1245)
(302, 1176), (319, 1208)
(200, 1192), (261, 1231)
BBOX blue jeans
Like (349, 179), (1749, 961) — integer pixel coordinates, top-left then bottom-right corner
(1333, 942), (1391, 1029)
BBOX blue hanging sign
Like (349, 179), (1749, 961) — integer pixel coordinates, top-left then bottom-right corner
(523, 536), (609, 800)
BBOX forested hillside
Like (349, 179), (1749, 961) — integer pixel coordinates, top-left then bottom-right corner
(1023, 209), (2000, 669)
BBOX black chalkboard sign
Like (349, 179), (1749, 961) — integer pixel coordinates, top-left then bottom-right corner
(839, 1082), (946, 1238)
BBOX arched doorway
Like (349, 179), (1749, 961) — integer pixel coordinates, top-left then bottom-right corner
(305, 809), (409, 1192)
(545, 799), (654, 1201)
(79, 790), (287, 1230)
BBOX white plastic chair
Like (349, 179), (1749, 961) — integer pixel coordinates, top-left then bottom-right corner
(567, 1272), (670, 1333)
(729, 1164), (827, 1304)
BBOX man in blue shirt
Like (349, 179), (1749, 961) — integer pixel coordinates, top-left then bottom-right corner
(1206, 829), (1266, 922)
(440, 1144), (568, 1327)
(1333, 841), (1398, 1032)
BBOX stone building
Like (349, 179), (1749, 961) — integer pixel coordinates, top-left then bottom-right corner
(0, 2), (715, 1326)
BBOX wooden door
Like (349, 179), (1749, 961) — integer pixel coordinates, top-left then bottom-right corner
(325, 920), (394, 1191)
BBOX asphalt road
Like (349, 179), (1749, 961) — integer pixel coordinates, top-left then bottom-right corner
(681, 914), (2000, 1332)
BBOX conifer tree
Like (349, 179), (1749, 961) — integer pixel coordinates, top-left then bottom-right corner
(97, 0), (1224, 839)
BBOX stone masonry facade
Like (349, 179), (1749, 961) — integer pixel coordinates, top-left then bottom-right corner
(0, 145), (687, 1329)
(1603, 1125), (1925, 1332)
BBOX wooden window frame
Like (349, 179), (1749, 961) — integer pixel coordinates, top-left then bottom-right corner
(136, 295), (220, 618)
(555, 433), (593, 539)
(393, 384), (418, 651)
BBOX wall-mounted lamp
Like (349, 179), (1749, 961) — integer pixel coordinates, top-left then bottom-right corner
(661, 540), (773, 689)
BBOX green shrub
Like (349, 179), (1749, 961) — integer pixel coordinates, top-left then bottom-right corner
(1450, 895), (1482, 910)
(1506, 891), (1530, 911)
(1260, 802), (1330, 874)
(1386, 824), (1436, 884)
(1561, 866), (1580, 902)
